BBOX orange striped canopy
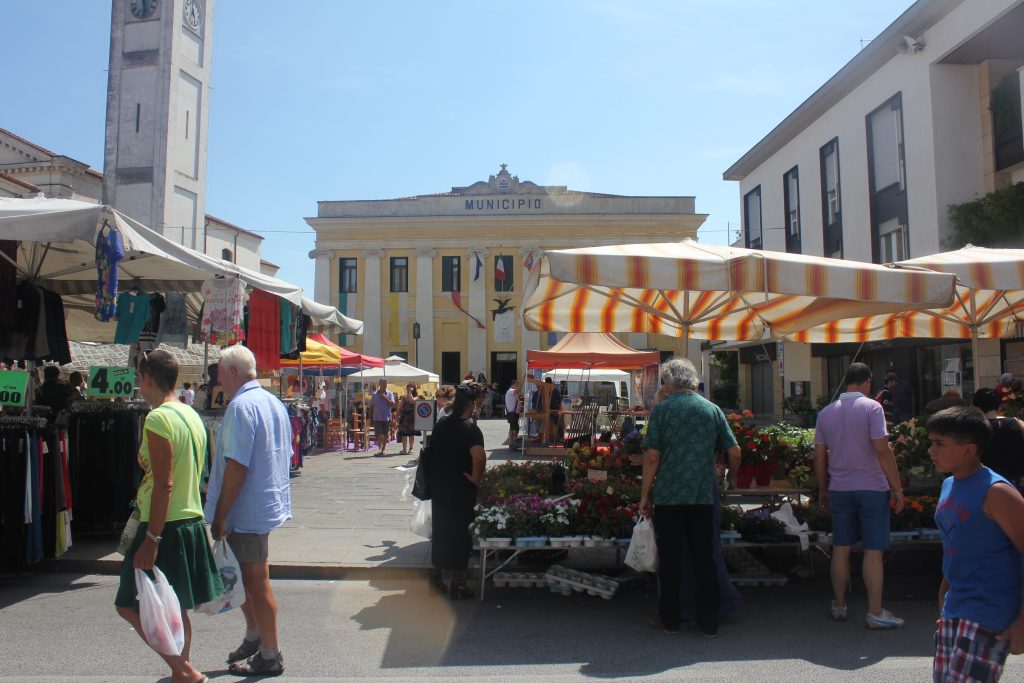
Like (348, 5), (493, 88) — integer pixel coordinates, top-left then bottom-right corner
(522, 240), (957, 341)
(788, 246), (1024, 343)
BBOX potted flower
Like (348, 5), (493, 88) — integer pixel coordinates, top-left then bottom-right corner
(543, 499), (583, 547)
(469, 503), (512, 547)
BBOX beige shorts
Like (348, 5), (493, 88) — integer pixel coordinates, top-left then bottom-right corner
(227, 531), (270, 564)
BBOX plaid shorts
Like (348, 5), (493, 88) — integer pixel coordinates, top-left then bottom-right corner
(934, 617), (1010, 682)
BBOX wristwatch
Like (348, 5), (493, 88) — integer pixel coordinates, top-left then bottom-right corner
(145, 530), (162, 544)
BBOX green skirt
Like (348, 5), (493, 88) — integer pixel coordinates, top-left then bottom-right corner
(115, 517), (224, 610)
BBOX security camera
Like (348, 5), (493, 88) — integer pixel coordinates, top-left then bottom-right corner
(901, 35), (925, 54)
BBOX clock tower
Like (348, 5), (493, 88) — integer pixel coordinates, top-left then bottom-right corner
(103, 0), (214, 250)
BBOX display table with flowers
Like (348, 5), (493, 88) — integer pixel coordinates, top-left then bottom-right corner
(471, 412), (946, 599)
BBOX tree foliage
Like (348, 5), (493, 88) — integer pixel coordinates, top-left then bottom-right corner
(946, 182), (1024, 248)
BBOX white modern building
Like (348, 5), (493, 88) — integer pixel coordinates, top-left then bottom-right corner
(723, 0), (1024, 415)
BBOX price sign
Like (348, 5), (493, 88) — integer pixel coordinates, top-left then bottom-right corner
(88, 366), (136, 398)
(209, 386), (227, 408)
(0, 370), (28, 407)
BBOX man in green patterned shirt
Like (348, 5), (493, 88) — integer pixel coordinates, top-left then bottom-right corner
(640, 358), (740, 637)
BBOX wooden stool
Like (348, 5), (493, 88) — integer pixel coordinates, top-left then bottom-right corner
(347, 414), (367, 451)
(324, 418), (343, 450)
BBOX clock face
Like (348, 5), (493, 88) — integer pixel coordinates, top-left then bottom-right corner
(183, 0), (203, 31)
(129, 0), (157, 19)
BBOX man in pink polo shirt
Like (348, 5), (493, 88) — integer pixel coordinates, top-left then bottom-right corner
(814, 362), (906, 629)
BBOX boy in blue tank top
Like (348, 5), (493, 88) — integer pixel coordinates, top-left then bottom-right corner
(928, 407), (1024, 682)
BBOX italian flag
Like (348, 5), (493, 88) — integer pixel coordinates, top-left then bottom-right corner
(496, 251), (507, 289)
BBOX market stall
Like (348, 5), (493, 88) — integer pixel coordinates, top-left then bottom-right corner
(522, 333), (659, 455)
(0, 197), (362, 569)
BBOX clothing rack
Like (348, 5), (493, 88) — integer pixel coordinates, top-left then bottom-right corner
(0, 415), (49, 430)
(67, 400), (150, 414)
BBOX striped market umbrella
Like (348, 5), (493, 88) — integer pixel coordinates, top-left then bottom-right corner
(522, 239), (957, 356)
(787, 246), (1024, 388)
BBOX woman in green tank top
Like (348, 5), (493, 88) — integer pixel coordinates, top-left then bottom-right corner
(114, 349), (222, 683)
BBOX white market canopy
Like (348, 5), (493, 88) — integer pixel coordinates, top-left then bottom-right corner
(0, 197), (361, 340)
(542, 368), (630, 383)
(345, 356), (439, 384)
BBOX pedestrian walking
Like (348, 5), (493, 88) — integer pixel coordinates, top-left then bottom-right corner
(370, 379), (396, 455)
(397, 384), (419, 455)
(972, 388), (1024, 488)
(205, 345), (291, 677)
(504, 381), (520, 448)
(639, 358), (740, 637)
(179, 381), (195, 406)
(115, 349), (221, 683)
(928, 406), (1024, 682)
(814, 362), (906, 628)
(427, 384), (486, 599)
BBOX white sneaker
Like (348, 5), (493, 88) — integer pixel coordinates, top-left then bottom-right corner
(865, 609), (904, 629)
(830, 601), (847, 622)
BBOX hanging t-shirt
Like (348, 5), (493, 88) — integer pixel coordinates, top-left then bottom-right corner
(244, 289), (281, 370)
(201, 277), (247, 345)
(137, 293), (166, 349)
(94, 223), (124, 322)
(280, 298), (294, 354)
(113, 291), (150, 344)
(157, 293), (189, 347)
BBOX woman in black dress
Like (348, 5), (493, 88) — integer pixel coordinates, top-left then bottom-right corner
(428, 384), (486, 599)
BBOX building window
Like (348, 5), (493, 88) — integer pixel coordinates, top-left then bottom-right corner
(441, 255), (460, 292)
(743, 186), (762, 249)
(390, 257), (408, 292)
(869, 98), (905, 192)
(494, 255), (514, 292)
(339, 258), (358, 293)
(783, 166), (801, 253)
(878, 218), (907, 263)
(992, 72), (1024, 171)
(820, 138), (843, 258)
(221, 248), (233, 262)
(866, 94), (909, 263)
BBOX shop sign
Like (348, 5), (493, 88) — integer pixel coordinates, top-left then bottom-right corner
(0, 370), (29, 407)
(209, 386), (227, 408)
(88, 366), (135, 398)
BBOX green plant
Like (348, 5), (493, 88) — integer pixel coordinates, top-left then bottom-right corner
(720, 504), (743, 531)
(946, 181), (1024, 249)
(815, 394), (833, 411)
(784, 394), (812, 415)
(890, 418), (939, 481)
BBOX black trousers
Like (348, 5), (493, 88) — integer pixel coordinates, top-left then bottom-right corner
(653, 504), (720, 632)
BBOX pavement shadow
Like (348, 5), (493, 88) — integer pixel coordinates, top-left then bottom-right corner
(0, 573), (107, 609)
(352, 574), (937, 678)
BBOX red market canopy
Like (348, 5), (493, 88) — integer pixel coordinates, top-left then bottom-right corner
(527, 332), (660, 370)
(279, 334), (384, 369)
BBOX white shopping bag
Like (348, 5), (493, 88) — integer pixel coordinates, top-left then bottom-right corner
(194, 539), (246, 615)
(624, 516), (658, 573)
(135, 567), (184, 656)
(409, 499), (432, 539)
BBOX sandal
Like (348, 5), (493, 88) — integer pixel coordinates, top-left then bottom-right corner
(226, 638), (260, 664)
(228, 651), (284, 677)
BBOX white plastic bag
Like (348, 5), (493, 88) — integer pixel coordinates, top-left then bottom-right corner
(409, 499), (432, 539)
(624, 516), (658, 573)
(770, 502), (811, 551)
(135, 567), (184, 656)
(194, 539), (246, 615)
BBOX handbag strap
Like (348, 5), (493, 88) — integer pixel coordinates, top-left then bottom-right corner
(164, 405), (202, 487)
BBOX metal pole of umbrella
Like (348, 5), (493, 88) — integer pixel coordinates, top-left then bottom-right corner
(971, 288), (981, 393)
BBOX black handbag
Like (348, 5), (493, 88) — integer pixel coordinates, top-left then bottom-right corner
(412, 441), (432, 501)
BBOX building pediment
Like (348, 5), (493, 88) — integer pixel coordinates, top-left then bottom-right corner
(454, 165), (553, 196)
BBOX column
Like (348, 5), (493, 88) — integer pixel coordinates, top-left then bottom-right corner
(414, 247), (436, 372)
(518, 246), (542, 378)
(362, 248), (385, 357)
(467, 246), (489, 378)
(308, 247), (333, 304)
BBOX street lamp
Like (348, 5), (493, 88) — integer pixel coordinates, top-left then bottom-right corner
(412, 322), (421, 367)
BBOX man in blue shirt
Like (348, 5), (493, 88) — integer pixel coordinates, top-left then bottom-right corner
(928, 407), (1024, 682)
(206, 345), (292, 677)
